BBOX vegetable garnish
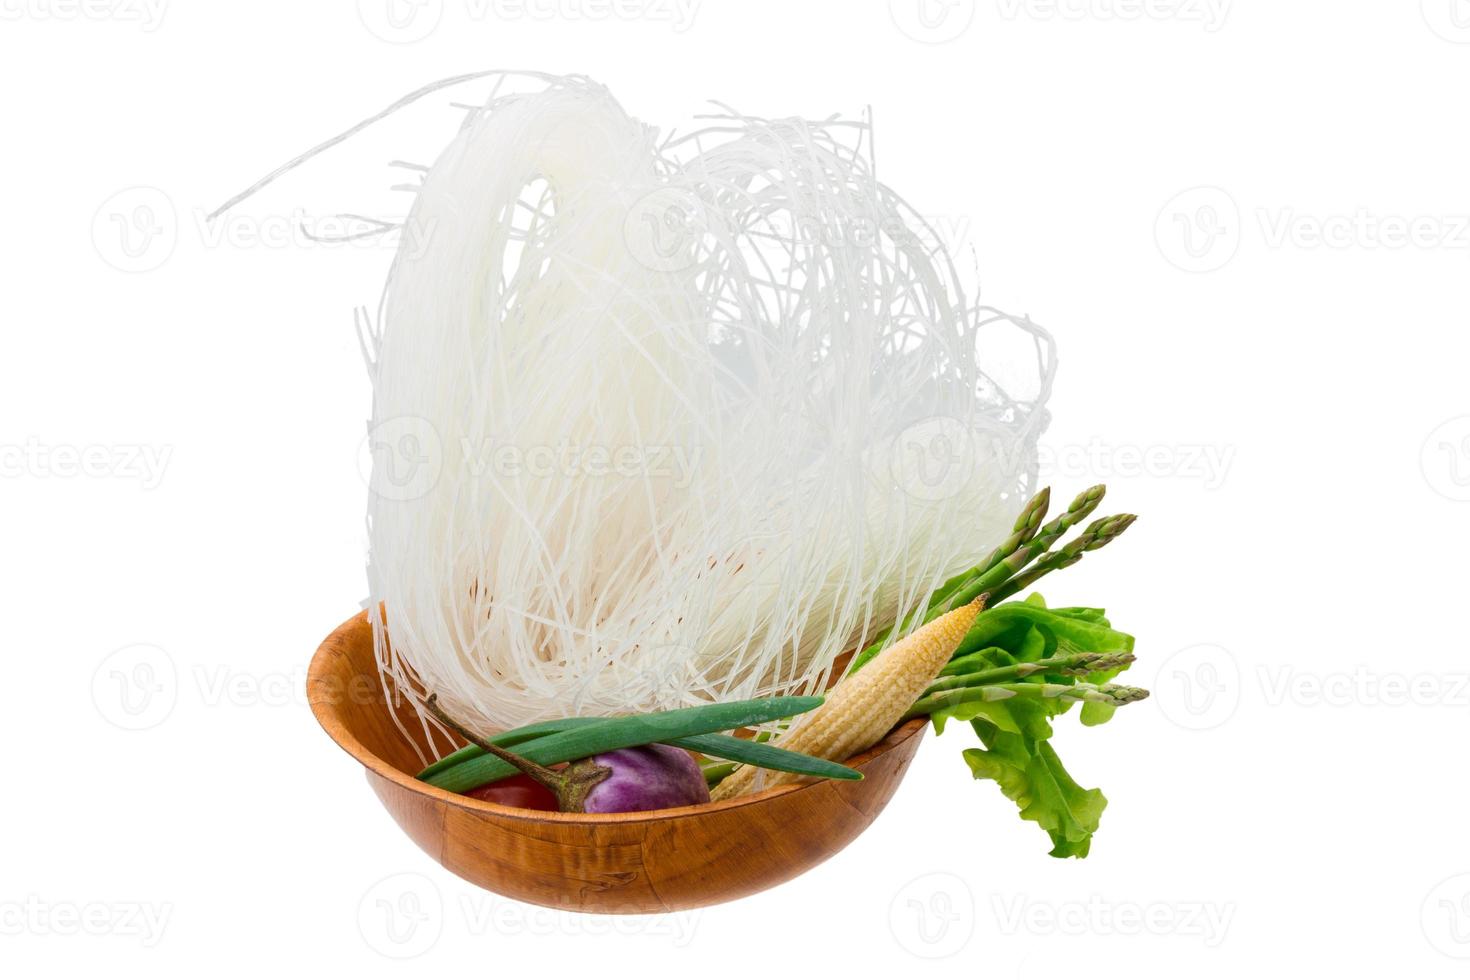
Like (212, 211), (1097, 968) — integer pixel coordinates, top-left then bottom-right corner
(415, 483), (1147, 853)
(706, 484), (1149, 858)
(923, 595), (1144, 857)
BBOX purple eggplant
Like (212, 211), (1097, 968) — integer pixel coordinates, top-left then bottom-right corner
(572, 744), (711, 813)
(427, 696), (709, 813)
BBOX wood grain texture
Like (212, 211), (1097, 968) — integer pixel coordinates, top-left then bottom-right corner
(308, 611), (927, 913)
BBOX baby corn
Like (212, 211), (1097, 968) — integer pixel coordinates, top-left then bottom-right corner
(710, 595), (985, 801)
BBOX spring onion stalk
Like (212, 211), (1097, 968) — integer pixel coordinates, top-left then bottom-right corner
(421, 717), (862, 786)
(422, 695), (833, 793)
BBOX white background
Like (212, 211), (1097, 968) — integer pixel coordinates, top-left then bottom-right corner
(3, 1), (1469, 976)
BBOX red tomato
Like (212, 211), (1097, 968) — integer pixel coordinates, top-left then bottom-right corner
(463, 773), (559, 811)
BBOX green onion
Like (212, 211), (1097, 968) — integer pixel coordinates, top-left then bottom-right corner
(420, 712), (861, 788)
(702, 761), (738, 788)
(681, 732), (860, 781)
(417, 717), (576, 780)
(421, 696), (827, 793)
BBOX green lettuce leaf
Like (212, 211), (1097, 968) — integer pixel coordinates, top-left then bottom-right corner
(963, 721), (1107, 859)
(932, 678), (1058, 737)
(1078, 701), (1117, 726)
(935, 593), (1131, 857)
(960, 596), (1133, 663)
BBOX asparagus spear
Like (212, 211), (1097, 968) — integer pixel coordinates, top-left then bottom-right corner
(957, 485), (1108, 599)
(986, 513), (1137, 605)
(1033, 484), (1106, 545)
(860, 488), (1052, 669)
(923, 651), (1137, 694)
(702, 761), (738, 787)
(851, 485), (1116, 674)
(929, 487), (1052, 606)
(904, 680), (1150, 720)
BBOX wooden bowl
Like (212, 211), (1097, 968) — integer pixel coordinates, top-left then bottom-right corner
(307, 611), (927, 914)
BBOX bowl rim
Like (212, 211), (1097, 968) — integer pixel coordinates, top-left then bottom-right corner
(308, 610), (929, 826)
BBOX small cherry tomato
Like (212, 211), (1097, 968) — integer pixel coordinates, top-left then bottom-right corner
(463, 773), (559, 810)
